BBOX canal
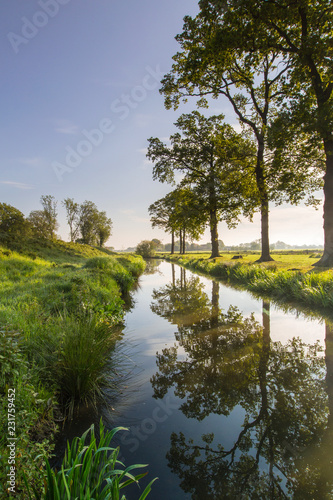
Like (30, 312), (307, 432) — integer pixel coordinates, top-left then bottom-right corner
(55, 260), (333, 499)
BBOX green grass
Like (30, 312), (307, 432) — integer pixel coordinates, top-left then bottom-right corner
(160, 252), (333, 317)
(0, 240), (146, 498)
(158, 250), (324, 272)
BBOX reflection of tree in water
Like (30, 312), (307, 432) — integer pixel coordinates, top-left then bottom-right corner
(150, 267), (213, 327)
(143, 259), (164, 275)
(150, 272), (331, 498)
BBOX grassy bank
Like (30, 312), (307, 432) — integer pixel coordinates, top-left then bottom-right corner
(160, 251), (333, 317)
(0, 239), (145, 498)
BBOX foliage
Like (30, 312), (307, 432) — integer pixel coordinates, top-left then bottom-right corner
(160, 5), (324, 262)
(62, 198), (80, 242)
(136, 240), (158, 259)
(24, 420), (156, 500)
(28, 210), (52, 240)
(147, 111), (256, 258)
(161, 0), (332, 265)
(40, 195), (58, 240)
(95, 210), (113, 247)
(78, 200), (112, 247)
(0, 203), (30, 243)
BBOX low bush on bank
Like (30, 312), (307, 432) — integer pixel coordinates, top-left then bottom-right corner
(164, 254), (333, 315)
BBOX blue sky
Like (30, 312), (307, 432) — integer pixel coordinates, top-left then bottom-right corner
(0, 0), (323, 248)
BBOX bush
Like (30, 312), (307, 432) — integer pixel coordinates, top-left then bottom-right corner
(135, 241), (156, 259)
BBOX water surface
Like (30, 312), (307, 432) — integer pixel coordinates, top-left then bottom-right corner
(59, 261), (333, 499)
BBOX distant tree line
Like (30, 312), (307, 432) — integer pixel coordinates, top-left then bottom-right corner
(135, 238), (226, 257)
(147, 0), (331, 265)
(0, 196), (112, 247)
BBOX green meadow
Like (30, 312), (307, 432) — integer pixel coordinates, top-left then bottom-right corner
(0, 240), (145, 498)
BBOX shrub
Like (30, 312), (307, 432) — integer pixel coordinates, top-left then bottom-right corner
(135, 241), (156, 259)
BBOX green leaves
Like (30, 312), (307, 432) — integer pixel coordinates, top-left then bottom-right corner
(35, 420), (157, 499)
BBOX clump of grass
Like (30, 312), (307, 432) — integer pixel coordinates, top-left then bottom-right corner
(27, 311), (122, 417)
(24, 420), (156, 500)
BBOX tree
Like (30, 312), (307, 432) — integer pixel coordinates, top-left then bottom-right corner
(136, 240), (157, 259)
(149, 192), (177, 254)
(160, 5), (323, 261)
(78, 201), (99, 245)
(62, 198), (80, 242)
(28, 210), (50, 239)
(147, 112), (256, 258)
(40, 195), (58, 239)
(217, 0), (333, 265)
(94, 210), (112, 247)
(0, 203), (30, 242)
(149, 187), (206, 255)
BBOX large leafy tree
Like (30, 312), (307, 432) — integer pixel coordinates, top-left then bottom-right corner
(160, 4), (324, 261)
(0, 203), (30, 242)
(77, 201), (112, 247)
(147, 111), (256, 258)
(94, 210), (112, 247)
(28, 210), (51, 239)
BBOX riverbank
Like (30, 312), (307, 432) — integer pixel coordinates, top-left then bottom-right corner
(159, 252), (333, 318)
(0, 239), (145, 498)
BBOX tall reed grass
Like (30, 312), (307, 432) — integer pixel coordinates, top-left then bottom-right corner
(24, 420), (157, 499)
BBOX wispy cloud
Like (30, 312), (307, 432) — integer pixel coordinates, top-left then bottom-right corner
(0, 181), (34, 190)
(54, 120), (79, 135)
(118, 209), (149, 224)
(16, 157), (44, 168)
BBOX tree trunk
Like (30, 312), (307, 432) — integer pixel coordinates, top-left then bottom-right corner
(179, 229), (183, 254)
(259, 198), (273, 262)
(182, 228), (186, 254)
(171, 231), (175, 254)
(210, 209), (220, 259)
(255, 138), (273, 262)
(315, 139), (333, 266)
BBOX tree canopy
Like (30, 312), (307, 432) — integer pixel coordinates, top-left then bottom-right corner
(160, 2), (325, 261)
(148, 111), (256, 257)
